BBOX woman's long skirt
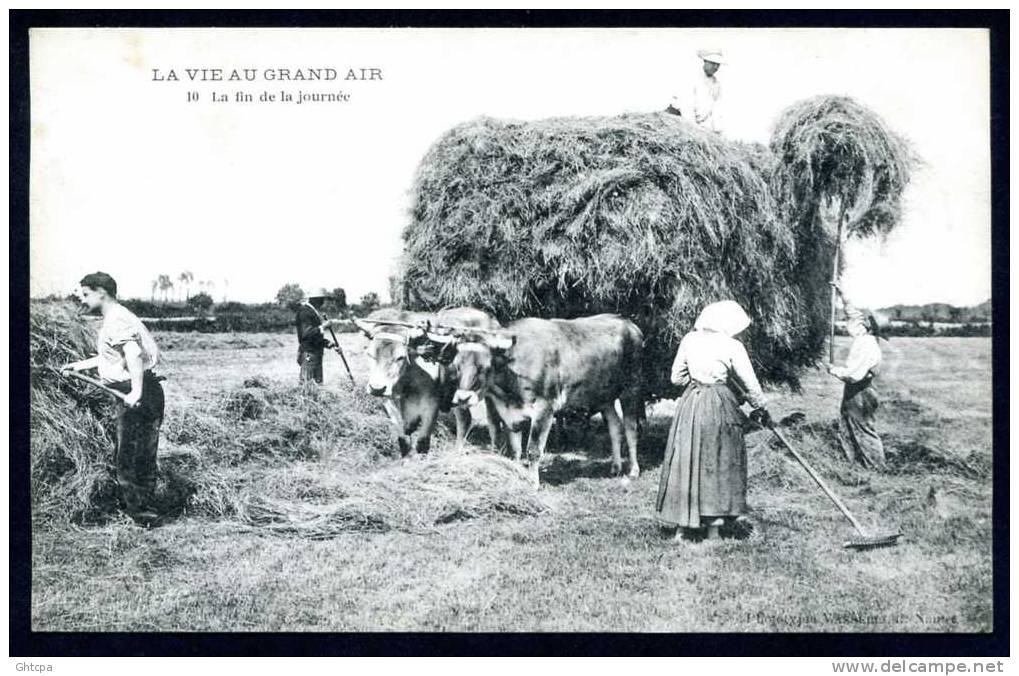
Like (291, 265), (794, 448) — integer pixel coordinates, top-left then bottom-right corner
(839, 379), (885, 469)
(656, 382), (747, 529)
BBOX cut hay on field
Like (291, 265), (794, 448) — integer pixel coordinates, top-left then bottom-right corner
(163, 376), (398, 467)
(397, 96), (914, 395)
(240, 453), (548, 537)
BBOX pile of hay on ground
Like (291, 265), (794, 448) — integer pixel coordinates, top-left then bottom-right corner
(30, 301), (235, 524)
(30, 301), (121, 523)
(239, 453), (548, 537)
(397, 96), (914, 395)
(163, 376), (398, 468)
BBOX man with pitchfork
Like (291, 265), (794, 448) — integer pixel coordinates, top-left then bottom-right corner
(61, 272), (164, 526)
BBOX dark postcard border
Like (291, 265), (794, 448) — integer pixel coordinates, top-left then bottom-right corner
(9, 8), (1009, 658)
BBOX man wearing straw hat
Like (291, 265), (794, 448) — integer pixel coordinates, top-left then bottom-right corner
(61, 272), (164, 526)
(295, 288), (341, 384)
(667, 49), (726, 134)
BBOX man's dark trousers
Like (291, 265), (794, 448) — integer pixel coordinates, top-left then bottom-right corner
(110, 372), (164, 516)
(299, 348), (324, 384)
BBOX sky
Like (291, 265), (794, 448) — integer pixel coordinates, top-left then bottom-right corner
(29, 27), (991, 308)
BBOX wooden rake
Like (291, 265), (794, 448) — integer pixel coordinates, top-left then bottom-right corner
(766, 422), (902, 550)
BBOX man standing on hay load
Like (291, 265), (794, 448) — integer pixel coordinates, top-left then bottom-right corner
(667, 49), (725, 134)
(655, 300), (772, 542)
(828, 284), (887, 469)
(61, 272), (164, 526)
(295, 288), (343, 384)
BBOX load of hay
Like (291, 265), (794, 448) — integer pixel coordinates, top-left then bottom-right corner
(397, 96), (913, 395)
(769, 95), (916, 354)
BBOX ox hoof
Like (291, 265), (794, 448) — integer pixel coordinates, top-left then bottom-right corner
(522, 463), (540, 488)
(628, 465), (641, 479)
(610, 462), (623, 477)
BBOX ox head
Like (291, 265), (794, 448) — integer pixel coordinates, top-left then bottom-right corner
(355, 319), (427, 397)
(426, 329), (515, 407)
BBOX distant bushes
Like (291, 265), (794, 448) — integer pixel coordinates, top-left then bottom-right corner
(120, 299), (195, 318)
(835, 322), (991, 338)
(138, 304), (292, 333)
(121, 299), (373, 333)
(939, 323), (992, 338)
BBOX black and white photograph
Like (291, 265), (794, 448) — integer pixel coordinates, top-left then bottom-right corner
(11, 10), (1007, 657)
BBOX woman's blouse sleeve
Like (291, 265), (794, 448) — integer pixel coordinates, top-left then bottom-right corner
(730, 340), (768, 409)
(836, 336), (881, 382)
(670, 337), (691, 387)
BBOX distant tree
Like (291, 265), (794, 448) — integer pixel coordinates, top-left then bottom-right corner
(151, 279), (158, 301)
(179, 270), (195, 301)
(275, 283), (304, 308)
(387, 275), (402, 306)
(358, 291), (381, 314)
(158, 274), (174, 302)
(187, 292), (215, 315)
(321, 287), (348, 316)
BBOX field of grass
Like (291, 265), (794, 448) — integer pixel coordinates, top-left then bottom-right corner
(31, 334), (993, 632)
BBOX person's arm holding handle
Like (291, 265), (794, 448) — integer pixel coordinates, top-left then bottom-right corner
(731, 342), (772, 427)
(120, 341), (145, 408)
(60, 356), (100, 374)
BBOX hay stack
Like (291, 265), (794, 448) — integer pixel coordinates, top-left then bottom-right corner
(30, 301), (121, 522)
(398, 97), (913, 395)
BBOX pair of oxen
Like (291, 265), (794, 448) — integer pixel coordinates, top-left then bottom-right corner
(353, 307), (644, 485)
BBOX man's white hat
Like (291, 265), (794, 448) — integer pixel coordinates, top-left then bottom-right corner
(307, 287), (334, 299)
(697, 49), (725, 65)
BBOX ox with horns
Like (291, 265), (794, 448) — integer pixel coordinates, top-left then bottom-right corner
(426, 314), (645, 485)
(354, 307), (503, 457)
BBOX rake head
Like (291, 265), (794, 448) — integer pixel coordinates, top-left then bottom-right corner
(843, 532), (902, 550)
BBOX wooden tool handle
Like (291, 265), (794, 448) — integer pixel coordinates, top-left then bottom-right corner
(769, 425), (866, 533)
(64, 370), (130, 403)
(829, 212), (845, 364)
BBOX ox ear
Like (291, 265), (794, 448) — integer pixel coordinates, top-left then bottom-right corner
(353, 319), (374, 338)
(484, 333), (515, 351)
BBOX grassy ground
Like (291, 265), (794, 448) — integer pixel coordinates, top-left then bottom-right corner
(31, 335), (993, 632)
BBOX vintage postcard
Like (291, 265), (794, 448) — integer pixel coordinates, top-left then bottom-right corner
(21, 20), (999, 646)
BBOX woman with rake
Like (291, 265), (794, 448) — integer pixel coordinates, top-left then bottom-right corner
(827, 284), (886, 470)
(655, 300), (772, 541)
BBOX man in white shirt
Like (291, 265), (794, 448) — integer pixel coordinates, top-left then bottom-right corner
(62, 272), (164, 525)
(667, 49), (725, 134)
